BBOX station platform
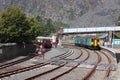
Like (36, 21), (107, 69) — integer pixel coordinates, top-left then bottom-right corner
(101, 46), (120, 54)
(101, 46), (120, 80)
(101, 46), (120, 63)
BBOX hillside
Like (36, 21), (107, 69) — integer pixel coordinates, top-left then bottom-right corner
(0, 0), (120, 27)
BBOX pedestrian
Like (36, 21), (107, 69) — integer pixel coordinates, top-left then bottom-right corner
(39, 44), (45, 60)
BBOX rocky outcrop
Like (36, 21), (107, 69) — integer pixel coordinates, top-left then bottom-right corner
(0, 0), (120, 27)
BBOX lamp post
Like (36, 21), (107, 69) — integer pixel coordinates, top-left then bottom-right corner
(112, 25), (115, 48)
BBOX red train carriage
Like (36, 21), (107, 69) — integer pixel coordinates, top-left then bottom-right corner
(43, 39), (52, 48)
(36, 36), (52, 48)
(34, 36), (52, 56)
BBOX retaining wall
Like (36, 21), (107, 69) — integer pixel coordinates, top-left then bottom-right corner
(0, 43), (36, 62)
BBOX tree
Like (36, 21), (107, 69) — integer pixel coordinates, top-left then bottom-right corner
(35, 15), (69, 36)
(116, 16), (120, 26)
(40, 18), (55, 36)
(115, 16), (120, 38)
(24, 17), (41, 42)
(0, 6), (40, 43)
(53, 21), (69, 29)
(46, 19), (54, 35)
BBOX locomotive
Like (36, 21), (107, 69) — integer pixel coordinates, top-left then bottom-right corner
(73, 36), (101, 50)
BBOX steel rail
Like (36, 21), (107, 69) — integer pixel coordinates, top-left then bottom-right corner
(25, 47), (84, 80)
(81, 50), (101, 80)
(24, 49), (74, 80)
(51, 49), (72, 59)
(0, 56), (34, 69)
(0, 49), (73, 78)
(57, 42), (112, 80)
(100, 50), (111, 79)
(25, 62), (69, 80)
(49, 48), (90, 80)
(74, 47), (83, 60)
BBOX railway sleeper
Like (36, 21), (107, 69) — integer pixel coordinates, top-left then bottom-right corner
(97, 63), (117, 71)
(51, 60), (66, 65)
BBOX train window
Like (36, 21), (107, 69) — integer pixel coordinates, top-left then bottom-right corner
(91, 39), (94, 41)
(97, 39), (99, 42)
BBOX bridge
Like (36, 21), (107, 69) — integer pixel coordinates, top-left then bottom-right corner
(62, 26), (120, 34)
(57, 26), (120, 45)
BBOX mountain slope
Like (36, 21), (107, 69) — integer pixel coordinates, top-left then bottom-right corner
(0, 0), (120, 27)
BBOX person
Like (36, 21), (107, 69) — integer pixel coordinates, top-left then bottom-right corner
(52, 35), (57, 48)
(55, 37), (59, 48)
(39, 44), (45, 60)
(35, 47), (39, 56)
(35, 43), (45, 59)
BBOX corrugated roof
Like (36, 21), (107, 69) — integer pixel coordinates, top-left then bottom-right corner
(99, 34), (108, 38)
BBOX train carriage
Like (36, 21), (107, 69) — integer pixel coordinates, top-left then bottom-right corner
(73, 36), (100, 50)
(36, 36), (52, 48)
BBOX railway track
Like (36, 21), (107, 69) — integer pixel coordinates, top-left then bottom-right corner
(24, 47), (89, 80)
(81, 50), (102, 80)
(0, 49), (73, 79)
(100, 50), (112, 79)
(0, 43), (114, 80)
(50, 48), (90, 80)
(85, 50), (112, 80)
(0, 56), (34, 69)
(61, 43), (113, 80)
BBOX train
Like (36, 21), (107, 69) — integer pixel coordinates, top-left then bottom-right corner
(34, 36), (52, 56)
(43, 39), (52, 48)
(35, 36), (52, 48)
(73, 36), (101, 50)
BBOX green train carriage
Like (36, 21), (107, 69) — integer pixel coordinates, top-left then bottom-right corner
(73, 36), (100, 50)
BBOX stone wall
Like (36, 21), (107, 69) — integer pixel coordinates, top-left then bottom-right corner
(0, 43), (36, 62)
